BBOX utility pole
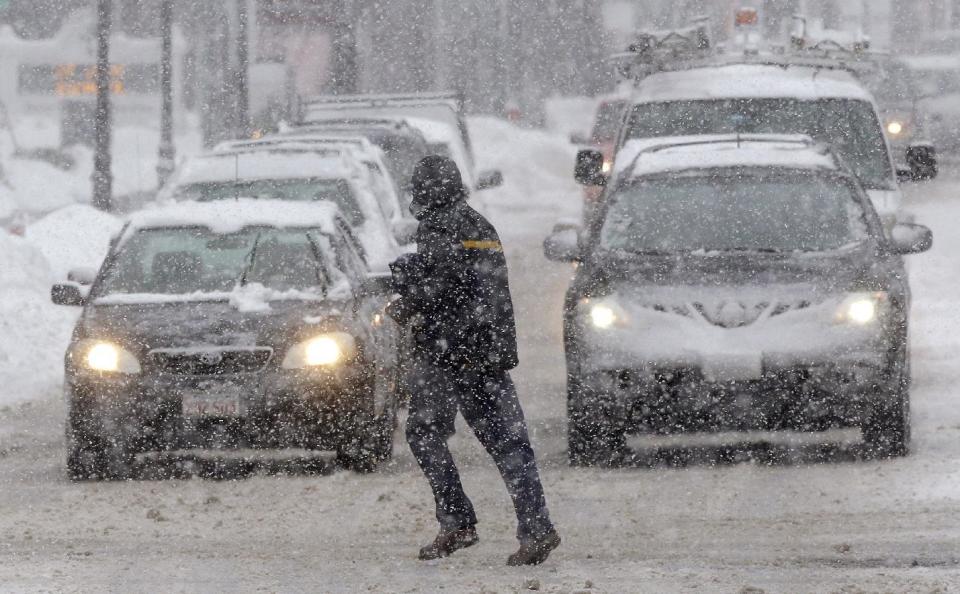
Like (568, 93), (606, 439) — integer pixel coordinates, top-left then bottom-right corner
(157, 0), (175, 187)
(235, 0), (250, 138)
(92, 0), (113, 211)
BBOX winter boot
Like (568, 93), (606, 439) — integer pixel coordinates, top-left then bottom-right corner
(418, 526), (479, 560)
(506, 530), (561, 566)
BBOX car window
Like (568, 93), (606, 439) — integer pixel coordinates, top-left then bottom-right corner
(591, 101), (628, 142)
(363, 162), (398, 220)
(623, 99), (893, 189)
(600, 173), (870, 254)
(334, 218), (368, 283)
(174, 178), (365, 226)
(95, 226), (331, 297)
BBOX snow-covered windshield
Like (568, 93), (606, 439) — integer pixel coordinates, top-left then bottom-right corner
(600, 173), (869, 254)
(623, 99), (892, 189)
(95, 227), (332, 298)
(173, 179), (364, 226)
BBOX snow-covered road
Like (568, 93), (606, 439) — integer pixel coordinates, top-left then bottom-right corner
(1, 122), (959, 593)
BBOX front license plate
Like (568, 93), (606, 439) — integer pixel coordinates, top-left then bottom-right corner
(182, 385), (243, 418)
(702, 352), (763, 383)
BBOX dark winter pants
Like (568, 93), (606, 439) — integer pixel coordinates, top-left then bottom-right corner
(406, 357), (554, 543)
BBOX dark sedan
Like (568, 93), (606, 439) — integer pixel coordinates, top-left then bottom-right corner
(52, 200), (399, 479)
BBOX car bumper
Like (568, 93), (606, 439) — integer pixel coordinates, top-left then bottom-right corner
(574, 320), (893, 432)
(67, 366), (372, 452)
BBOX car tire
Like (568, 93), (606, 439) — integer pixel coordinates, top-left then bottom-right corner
(67, 437), (134, 481)
(862, 354), (911, 459)
(567, 374), (626, 467)
(66, 404), (135, 481)
(337, 368), (398, 473)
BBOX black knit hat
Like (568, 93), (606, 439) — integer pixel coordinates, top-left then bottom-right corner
(410, 155), (466, 215)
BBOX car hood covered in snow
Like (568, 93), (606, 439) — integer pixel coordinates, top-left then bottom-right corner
(588, 242), (896, 301)
(76, 298), (349, 357)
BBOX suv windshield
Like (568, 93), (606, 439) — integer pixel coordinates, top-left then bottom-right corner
(96, 227), (335, 298)
(600, 173), (870, 254)
(174, 179), (364, 226)
(623, 99), (892, 189)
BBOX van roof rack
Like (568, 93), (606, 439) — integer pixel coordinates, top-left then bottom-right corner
(614, 12), (883, 82)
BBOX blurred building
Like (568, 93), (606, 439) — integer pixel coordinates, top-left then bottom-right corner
(355, 0), (608, 123)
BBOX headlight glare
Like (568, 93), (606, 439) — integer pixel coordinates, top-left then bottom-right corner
(887, 121), (903, 136)
(75, 340), (141, 374)
(836, 292), (886, 325)
(590, 304), (617, 329)
(283, 332), (357, 369)
(305, 336), (343, 366)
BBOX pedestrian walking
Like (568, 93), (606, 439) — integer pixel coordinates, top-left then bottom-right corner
(387, 156), (560, 565)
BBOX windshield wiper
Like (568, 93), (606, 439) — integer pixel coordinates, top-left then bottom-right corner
(699, 247), (786, 254)
(238, 232), (262, 287)
(612, 248), (674, 256)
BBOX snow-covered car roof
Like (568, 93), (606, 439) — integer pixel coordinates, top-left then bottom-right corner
(124, 199), (341, 236)
(176, 151), (361, 185)
(215, 135), (382, 159)
(632, 64), (874, 104)
(616, 135), (840, 179)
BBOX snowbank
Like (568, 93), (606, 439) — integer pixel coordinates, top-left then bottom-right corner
(0, 206), (119, 407)
(0, 232), (77, 406)
(27, 205), (121, 281)
(468, 116), (582, 233)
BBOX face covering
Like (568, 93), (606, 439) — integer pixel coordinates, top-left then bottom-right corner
(409, 200), (429, 220)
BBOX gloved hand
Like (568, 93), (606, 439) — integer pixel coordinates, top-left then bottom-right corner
(389, 253), (425, 296)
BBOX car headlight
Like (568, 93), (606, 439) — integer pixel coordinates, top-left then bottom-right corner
(282, 333), (357, 369)
(582, 298), (627, 330)
(590, 304), (617, 329)
(887, 121), (904, 136)
(601, 160), (613, 174)
(74, 340), (141, 374)
(836, 292), (887, 325)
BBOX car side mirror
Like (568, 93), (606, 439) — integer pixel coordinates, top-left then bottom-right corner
(905, 144), (938, 181)
(67, 267), (97, 286)
(543, 223), (582, 262)
(575, 149), (607, 186)
(360, 273), (395, 297)
(476, 169), (504, 191)
(391, 219), (419, 246)
(889, 223), (933, 255)
(51, 283), (86, 306)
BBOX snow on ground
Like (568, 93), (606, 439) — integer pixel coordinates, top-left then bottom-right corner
(470, 116), (582, 231)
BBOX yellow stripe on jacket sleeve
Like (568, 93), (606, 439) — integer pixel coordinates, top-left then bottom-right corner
(461, 240), (503, 251)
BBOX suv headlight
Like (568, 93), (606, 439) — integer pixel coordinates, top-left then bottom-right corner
(581, 298), (627, 330)
(73, 340), (141, 374)
(835, 292), (887, 325)
(282, 333), (357, 369)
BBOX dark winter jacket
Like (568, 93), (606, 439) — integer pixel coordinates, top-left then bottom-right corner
(387, 158), (519, 370)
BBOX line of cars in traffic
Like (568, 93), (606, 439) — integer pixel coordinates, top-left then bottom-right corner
(51, 93), (503, 480)
(551, 16), (936, 465)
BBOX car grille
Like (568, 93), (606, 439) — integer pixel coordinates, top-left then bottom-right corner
(148, 348), (273, 375)
(643, 298), (820, 329)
